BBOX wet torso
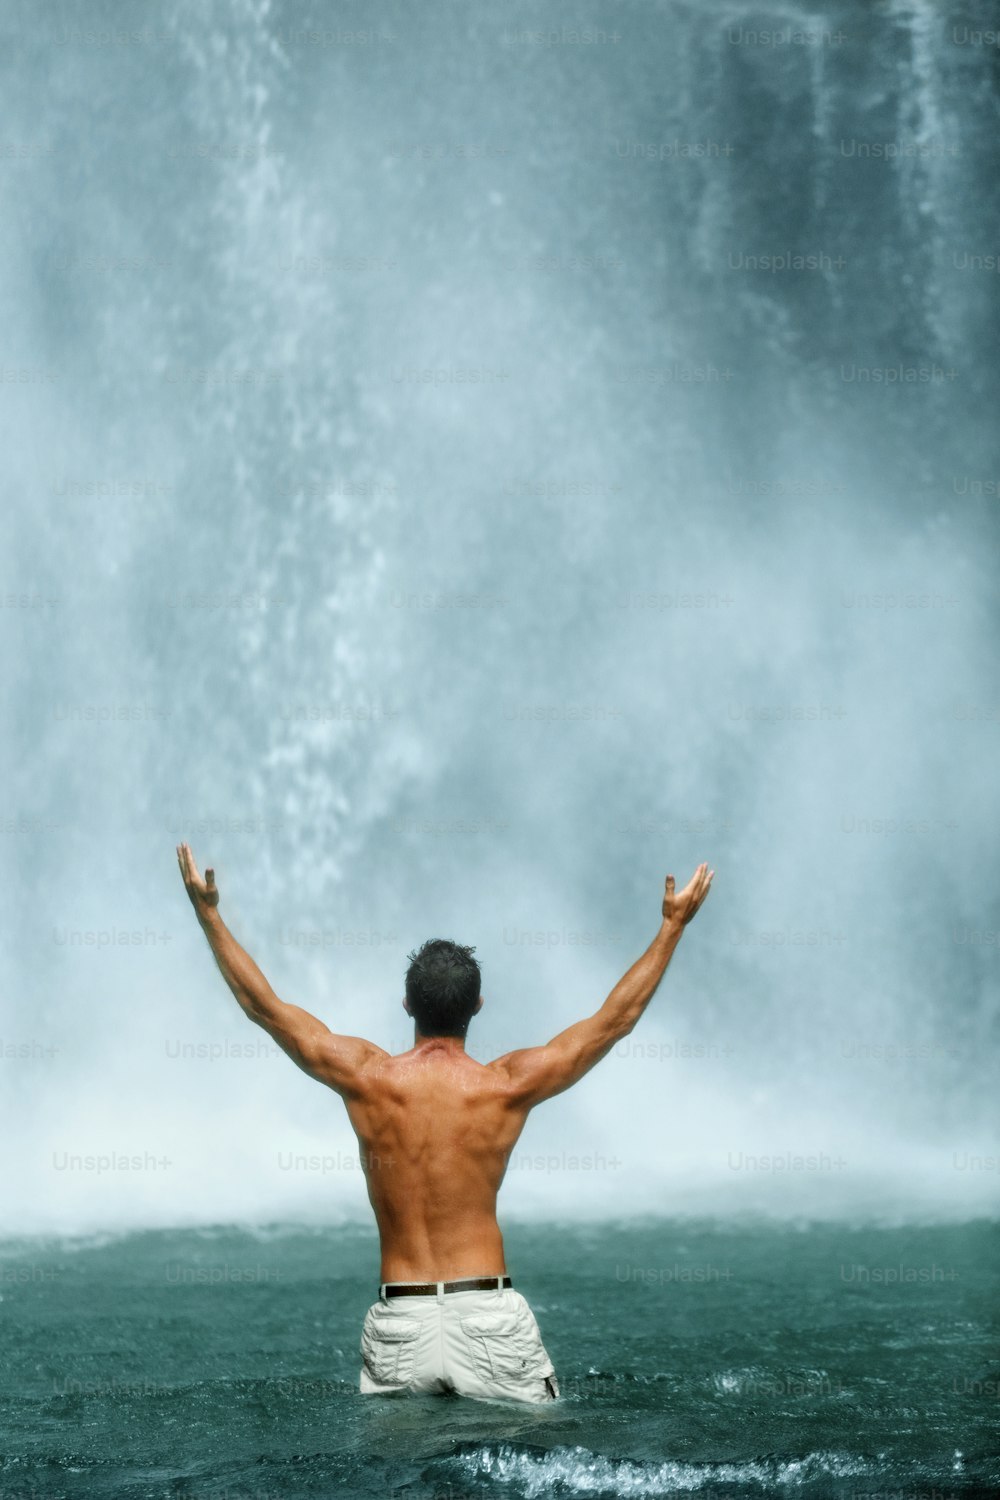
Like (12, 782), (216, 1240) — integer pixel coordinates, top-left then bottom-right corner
(343, 1042), (529, 1282)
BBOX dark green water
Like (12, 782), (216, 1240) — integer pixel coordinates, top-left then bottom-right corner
(1, 1219), (997, 1499)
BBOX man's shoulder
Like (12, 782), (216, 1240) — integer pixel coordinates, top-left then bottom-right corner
(374, 1048), (521, 1096)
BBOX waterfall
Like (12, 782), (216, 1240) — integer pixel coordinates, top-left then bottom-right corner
(1, 0), (996, 1233)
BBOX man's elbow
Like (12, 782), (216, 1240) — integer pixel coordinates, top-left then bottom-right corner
(237, 993), (266, 1025)
(594, 1012), (637, 1047)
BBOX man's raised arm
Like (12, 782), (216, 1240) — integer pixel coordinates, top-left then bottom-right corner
(491, 863), (714, 1107)
(175, 843), (383, 1095)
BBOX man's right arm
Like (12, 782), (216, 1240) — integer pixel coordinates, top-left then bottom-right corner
(491, 863), (713, 1107)
(176, 842), (385, 1097)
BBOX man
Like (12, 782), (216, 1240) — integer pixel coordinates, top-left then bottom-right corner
(177, 843), (713, 1404)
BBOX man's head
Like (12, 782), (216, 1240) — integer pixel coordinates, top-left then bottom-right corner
(403, 938), (483, 1039)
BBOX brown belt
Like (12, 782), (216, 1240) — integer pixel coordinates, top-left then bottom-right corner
(381, 1275), (512, 1298)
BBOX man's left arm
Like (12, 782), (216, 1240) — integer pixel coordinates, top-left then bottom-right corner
(176, 843), (383, 1095)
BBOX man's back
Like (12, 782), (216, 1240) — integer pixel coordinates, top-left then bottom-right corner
(346, 1042), (528, 1282)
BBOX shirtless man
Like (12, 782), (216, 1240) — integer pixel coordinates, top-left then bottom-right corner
(177, 843), (713, 1404)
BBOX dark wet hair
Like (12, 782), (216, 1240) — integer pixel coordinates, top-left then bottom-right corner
(405, 938), (481, 1038)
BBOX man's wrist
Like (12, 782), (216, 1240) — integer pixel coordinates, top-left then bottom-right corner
(657, 915), (685, 943)
(198, 906), (223, 933)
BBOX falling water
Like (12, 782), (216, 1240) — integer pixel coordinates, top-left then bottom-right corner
(1, 0), (997, 1234)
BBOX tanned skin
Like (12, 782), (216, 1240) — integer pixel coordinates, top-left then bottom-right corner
(177, 844), (714, 1282)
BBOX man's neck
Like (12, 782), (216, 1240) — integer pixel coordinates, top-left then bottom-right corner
(412, 1030), (468, 1054)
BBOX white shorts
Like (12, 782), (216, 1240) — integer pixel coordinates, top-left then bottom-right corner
(358, 1280), (559, 1404)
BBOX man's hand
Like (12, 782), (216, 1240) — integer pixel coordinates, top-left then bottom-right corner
(177, 842), (220, 923)
(662, 862), (714, 927)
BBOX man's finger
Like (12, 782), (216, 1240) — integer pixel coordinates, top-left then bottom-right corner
(206, 868), (216, 889)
